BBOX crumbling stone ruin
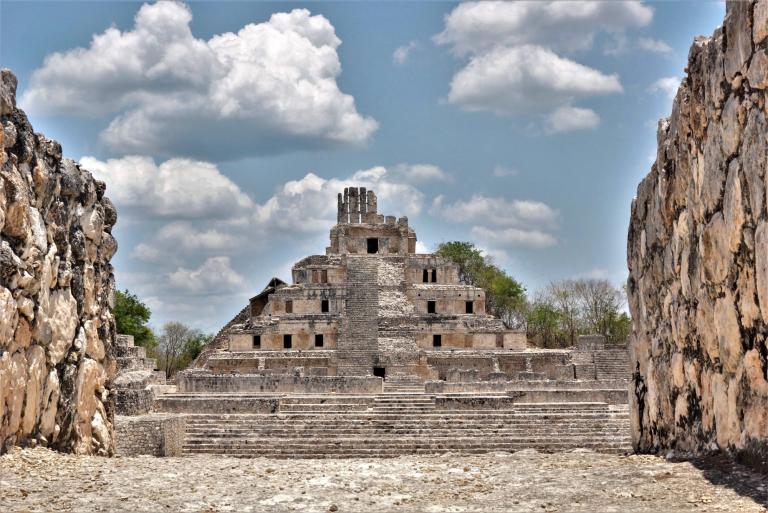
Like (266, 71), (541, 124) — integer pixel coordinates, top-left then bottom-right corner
(628, 1), (768, 465)
(119, 187), (632, 457)
(0, 70), (118, 455)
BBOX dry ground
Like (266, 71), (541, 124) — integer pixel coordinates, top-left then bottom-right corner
(1, 448), (767, 513)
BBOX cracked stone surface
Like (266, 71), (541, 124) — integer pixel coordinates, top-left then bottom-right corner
(627, 0), (768, 460)
(1, 448), (768, 513)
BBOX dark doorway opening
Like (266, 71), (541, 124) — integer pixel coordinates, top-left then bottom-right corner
(315, 334), (324, 347)
(431, 269), (437, 282)
(427, 300), (436, 314)
(433, 334), (442, 347)
(465, 301), (474, 314)
(252, 335), (261, 349)
(373, 367), (386, 378)
(367, 238), (379, 254)
(321, 299), (329, 313)
(283, 334), (292, 349)
(423, 269), (429, 283)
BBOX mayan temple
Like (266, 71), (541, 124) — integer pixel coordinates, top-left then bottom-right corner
(195, 186), (526, 379)
(106, 187), (634, 458)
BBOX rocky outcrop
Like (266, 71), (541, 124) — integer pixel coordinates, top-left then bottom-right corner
(628, 1), (768, 464)
(0, 69), (118, 455)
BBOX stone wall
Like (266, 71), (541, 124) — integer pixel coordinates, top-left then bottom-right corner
(0, 70), (117, 454)
(115, 415), (185, 457)
(628, 1), (768, 461)
(176, 370), (383, 394)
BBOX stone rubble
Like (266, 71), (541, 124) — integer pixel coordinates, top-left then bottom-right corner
(1, 447), (767, 513)
(0, 69), (117, 455)
(627, 0), (768, 465)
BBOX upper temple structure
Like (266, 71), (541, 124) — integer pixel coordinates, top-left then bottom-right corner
(196, 187), (526, 378)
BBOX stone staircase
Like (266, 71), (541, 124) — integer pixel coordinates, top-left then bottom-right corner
(114, 335), (166, 415)
(181, 401), (631, 458)
(338, 256), (379, 376)
(594, 349), (629, 380)
(383, 375), (426, 393)
(373, 393), (436, 413)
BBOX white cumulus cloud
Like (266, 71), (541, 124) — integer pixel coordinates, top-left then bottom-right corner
(393, 40), (419, 64)
(638, 37), (673, 54)
(23, 2), (377, 160)
(435, 1), (653, 56)
(545, 106), (601, 133)
(446, 45), (622, 116)
(167, 257), (246, 295)
(431, 194), (558, 227)
(81, 155), (254, 219)
(647, 76), (682, 99)
(471, 226), (557, 249)
(435, 1), (652, 132)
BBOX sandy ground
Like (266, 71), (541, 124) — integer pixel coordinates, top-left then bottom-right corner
(1, 448), (767, 513)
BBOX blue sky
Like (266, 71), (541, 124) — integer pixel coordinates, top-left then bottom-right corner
(1, 1), (725, 332)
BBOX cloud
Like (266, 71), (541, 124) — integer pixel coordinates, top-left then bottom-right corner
(431, 194), (558, 227)
(492, 165), (518, 178)
(431, 193), (558, 250)
(393, 40), (418, 65)
(447, 45), (622, 117)
(392, 164), (452, 184)
(81, 155), (254, 219)
(435, 1), (653, 56)
(545, 106), (601, 133)
(133, 223), (239, 263)
(86, 154), (435, 263)
(23, 2), (377, 160)
(638, 37), (672, 54)
(471, 226), (557, 249)
(435, 1), (652, 132)
(167, 257), (246, 295)
(647, 76), (682, 99)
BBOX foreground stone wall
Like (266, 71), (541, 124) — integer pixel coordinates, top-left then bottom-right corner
(0, 70), (118, 454)
(115, 415), (185, 457)
(628, 1), (768, 461)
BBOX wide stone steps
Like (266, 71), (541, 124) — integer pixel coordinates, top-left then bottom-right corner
(180, 401), (631, 457)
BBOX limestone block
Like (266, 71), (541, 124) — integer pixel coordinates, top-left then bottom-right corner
(755, 0), (768, 44)
(747, 49), (768, 89)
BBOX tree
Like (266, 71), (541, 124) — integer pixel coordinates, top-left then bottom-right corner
(114, 289), (156, 352)
(532, 278), (632, 347)
(436, 241), (527, 328)
(525, 300), (562, 348)
(179, 332), (212, 369)
(545, 280), (582, 346)
(158, 322), (197, 378)
(434, 241), (486, 285)
(574, 279), (625, 339)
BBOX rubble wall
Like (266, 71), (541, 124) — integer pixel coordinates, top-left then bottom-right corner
(0, 70), (118, 454)
(627, 1), (768, 462)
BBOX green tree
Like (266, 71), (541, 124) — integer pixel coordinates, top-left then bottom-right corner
(436, 241), (526, 328)
(114, 289), (156, 352)
(434, 241), (486, 285)
(525, 301), (563, 348)
(179, 332), (212, 368)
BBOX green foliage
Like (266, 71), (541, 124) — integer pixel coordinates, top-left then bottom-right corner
(529, 278), (631, 347)
(525, 301), (564, 348)
(156, 322), (212, 377)
(114, 289), (156, 352)
(180, 333), (211, 368)
(436, 241), (526, 328)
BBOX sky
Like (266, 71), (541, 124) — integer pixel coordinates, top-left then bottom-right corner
(1, 1), (726, 333)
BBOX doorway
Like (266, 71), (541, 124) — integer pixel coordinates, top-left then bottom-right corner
(373, 367), (386, 378)
(367, 238), (379, 254)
